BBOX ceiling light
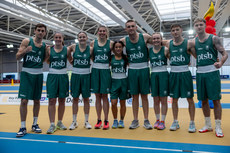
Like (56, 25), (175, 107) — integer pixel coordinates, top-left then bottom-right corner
(7, 44), (14, 48)
(188, 29), (194, 35)
(225, 27), (230, 32)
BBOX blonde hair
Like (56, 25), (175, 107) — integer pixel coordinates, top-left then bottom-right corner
(96, 25), (110, 38)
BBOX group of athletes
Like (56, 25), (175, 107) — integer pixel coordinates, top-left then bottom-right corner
(15, 17), (228, 138)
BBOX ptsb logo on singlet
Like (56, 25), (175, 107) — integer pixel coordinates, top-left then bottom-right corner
(50, 60), (65, 67)
(94, 54), (108, 62)
(151, 61), (165, 67)
(170, 55), (185, 63)
(129, 51), (144, 61)
(197, 52), (213, 63)
(74, 59), (88, 65)
(25, 55), (41, 63)
(112, 67), (126, 73)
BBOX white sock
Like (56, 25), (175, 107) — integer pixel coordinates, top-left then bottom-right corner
(155, 114), (160, 121)
(21, 121), (26, 128)
(215, 119), (221, 128)
(85, 114), (89, 122)
(73, 114), (77, 123)
(58, 120), (62, 123)
(205, 117), (211, 127)
(190, 120), (195, 124)
(51, 122), (55, 126)
(33, 117), (38, 125)
(161, 115), (166, 121)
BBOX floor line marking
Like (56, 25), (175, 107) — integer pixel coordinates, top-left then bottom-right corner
(0, 137), (216, 153)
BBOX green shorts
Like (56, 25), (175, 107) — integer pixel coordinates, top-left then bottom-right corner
(46, 73), (69, 98)
(196, 70), (221, 101)
(128, 68), (150, 95)
(169, 71), (194, 98)
(150, 71), (169, 97)
(18, 71), (43, 100)
(71, 73), (91, 98)
(91, 68), (111, 94)
(111, 78), (129, 100)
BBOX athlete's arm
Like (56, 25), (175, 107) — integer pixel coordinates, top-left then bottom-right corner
(16, 38), (31, 60)
(90, 40), (95, 61)
(162, 40), (170, 48)
(45, 47), (51, 64)
(164, 47), (170, 59)
(67, 44), (75, 65)
(143, 33), (153, 45)
(213, 36), (228, 68)
(120, 37), (126, 46)
(188, 39), (197, 58)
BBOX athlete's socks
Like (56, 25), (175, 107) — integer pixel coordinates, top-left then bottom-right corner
(73, 114), (77, 123)
(85, 114), (89, 122)
(215, 119), (221, 128)
(33, 117), (38, 125)
(51, 122), (55, 126)
(161, 115), (166, 122)
(21, 121), (26, 128)
(155, 114), (160, 121)
(205, 117), (212, 127)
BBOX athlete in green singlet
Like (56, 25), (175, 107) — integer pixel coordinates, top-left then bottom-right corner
(110, 41), (129, 129)
(90, 26), (114, 130)
(192, 18), (228, 138)
(163, 24), (196, 133)
(68, 32), (93, 130)
(120, 20), (153, 130)
(149, 33), (169, 130)
(16, 24), (47, 137)
(46, 32), (71, 134)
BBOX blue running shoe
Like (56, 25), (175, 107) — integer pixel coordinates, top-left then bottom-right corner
(112, 120), (118, 129)
(118, 120), (125, 128)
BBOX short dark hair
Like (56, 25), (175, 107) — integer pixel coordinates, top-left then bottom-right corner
(170, 24), (182, 30)
(35, 23), (47, 31)
(125, 19), (136, 26)
(194, 18), (206, 24)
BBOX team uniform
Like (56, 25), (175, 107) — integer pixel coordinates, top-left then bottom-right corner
(46, 46), (69, 98)
(149, 46), (169, 97)
(195, 34), (221, 101)
(110, 55), (129, 100)
(91, 39), (111, 94)
(71, 44), (91, 98)
(169, 39), (194, 99)
(18, 38), (46, 100)
(126, 33), (150, 95)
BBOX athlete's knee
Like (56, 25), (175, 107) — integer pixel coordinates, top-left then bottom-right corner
(49, 98), (56, 106)
(21, 99), (28, 106)
(95, 94), (102, 100)
(73, 98), (79, 104)
(34, 100), (40, 106)
(111, 100), (117, 106)
(213, 100), (221, 106)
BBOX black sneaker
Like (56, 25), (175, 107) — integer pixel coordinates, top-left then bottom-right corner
(16, 128), (27, 137)
(32, 124), (42, 133)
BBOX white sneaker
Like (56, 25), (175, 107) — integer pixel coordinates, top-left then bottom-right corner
(215, 127), (224, 138)
(69, 122), (78, 130)
(199, 125), (213, 133)
(84, 122), (92, 129)
(170, 121), (180, 131)
(188, 122), (196, 133)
